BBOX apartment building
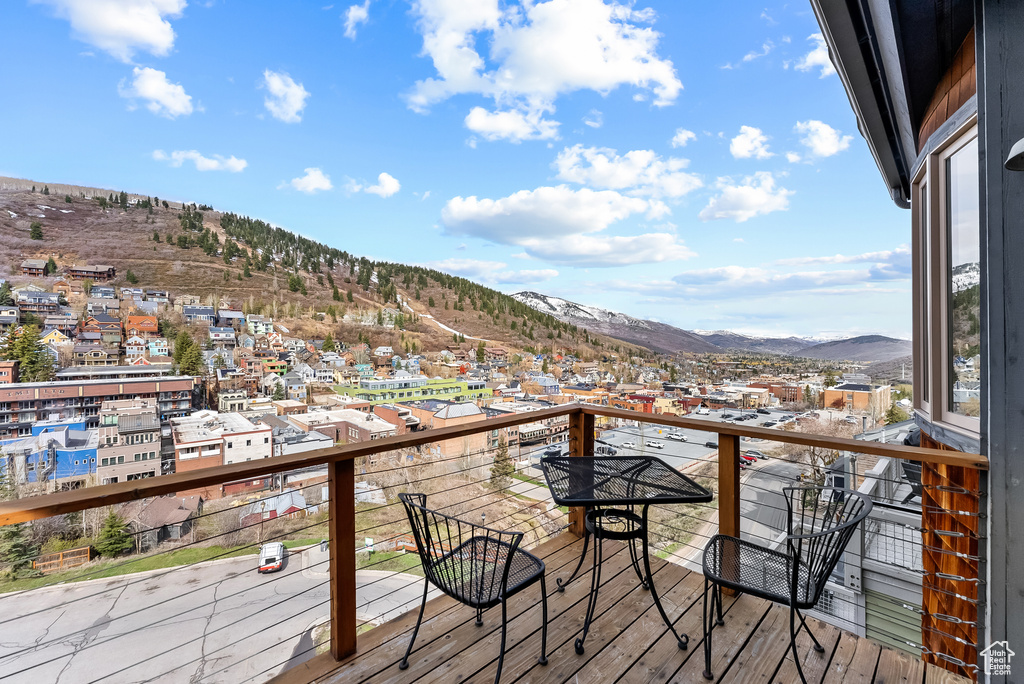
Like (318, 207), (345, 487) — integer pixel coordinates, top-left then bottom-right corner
(96, 399), (162, 484)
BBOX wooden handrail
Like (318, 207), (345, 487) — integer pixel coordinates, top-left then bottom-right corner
(0, 402), (986, 525)
(578, 405), (988, 470)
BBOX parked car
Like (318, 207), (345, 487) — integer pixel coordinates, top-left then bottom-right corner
(595, 445), (618, 456)
(646, 441), (664, 449)
(721, 413), (734, 420)
(705, 441), (719, 449)
(695, 407), (710, 415)
(756, 408), (771, 415)
(763, 421), (777, 427)
(622, 441), (637, 448)
(745, 450), (767, 460)
(740, 454), (756, 464)
(258, 542), (286, 574)
(844, 416), (859, 425)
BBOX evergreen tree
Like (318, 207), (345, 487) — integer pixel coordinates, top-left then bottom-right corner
(323, 333), (336, 352)
(173, 331), (194, 365)
(45, 256), (57, 275)
(489, 435), (514, 491)
(179, 343), (204, 376)
(476, 341), (486, 363)
(346, 290), (354, 303)
(4, 326), (55, 382)
(95, 511), (133, 557)
(29, 222), (43, 240)
(0, 283), (12, 306)
(272, 381), (285, 401)
(332, 285), (342, 301)
(42, 185), (50, 196)
(125, 269), (139, 284)
(0, 464), (39, 579)
(243, 262), (252, 278)
(885, 405), (909, 425)
(153, 230), (160, 242)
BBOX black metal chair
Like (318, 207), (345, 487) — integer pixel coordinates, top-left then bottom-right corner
(398, 493), (548, 683)
(901, 461), (923, 504)
(700, 486), (872, 683)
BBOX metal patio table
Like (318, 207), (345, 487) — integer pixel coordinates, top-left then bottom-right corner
(540, 455), (714, 654)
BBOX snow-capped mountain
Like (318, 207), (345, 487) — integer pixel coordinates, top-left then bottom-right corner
(512, 291), (718, 354)
(952, 262), (980, 293)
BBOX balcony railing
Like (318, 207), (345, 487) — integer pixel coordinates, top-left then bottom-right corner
(0, 405), (986, 683)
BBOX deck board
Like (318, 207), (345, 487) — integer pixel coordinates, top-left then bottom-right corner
(270, 533), (972, 684)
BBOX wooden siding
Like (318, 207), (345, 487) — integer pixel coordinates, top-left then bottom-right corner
(918, 28), (976, 151)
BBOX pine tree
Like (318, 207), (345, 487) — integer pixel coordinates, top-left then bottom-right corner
(0, 465), (39, 578)
(0, 283), (12, 306)
(332, 285), (342, 301)
(180, 343), (205, 376)
(42, 185), (50, 196)
(346, 290), (354, 303)
(885, 405), (909, 425)
(153, 230), (160, 242)
(95, 511), (133, 557)
(125, 269), (139, 284)
(489, 435), (514, 491)
(272, 381), (285, 401)
(173, 331), (194, 365)
(243, 262), (252, 278)
(476, 341), (486, 363)
(323, 333), (336, 352)
(29, 222), (43, 240)
(45, 256), (57, 275)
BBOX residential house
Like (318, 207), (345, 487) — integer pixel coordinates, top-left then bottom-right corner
(124, 315), (158, 338)
(282, 371), (307, 402)
(118, 496), (202, 552)
(68, 264), (116, 281)
(313, 362), (335, 385)
(21, 259), (47, 277)
(484, 346), (509, 363)
(182, 306), (215, 324)
(373, 345), (395, 358)
(292, 362), (315, 385)
(81, 315), (122, 345)
(16, 291), (60, 316)
(217, 309), (245, 328)
(239, 489), (309, 527)
(171, 410), (273, 498)
(246, 315), (274, 336)
(145, 290), (170, 304)
(72, 345), (119, 367)
(119, 288), (144, 300)
(208, 326), (236, 349)
(262, 358), (287, 375)
(0, 360), (18, 384)
(40, 327), (71, 348)
(217, 389), (249, 413)
(124, 335), (147, 361)
(90, 286), (116, 299)
(96, 399), (162, 484)
(42, 314), (78, 334)
(0, 422), (98, 485)
(52, 279), (71, 297)
(147, 338), (169, 357)
(0, 307), (19, 333)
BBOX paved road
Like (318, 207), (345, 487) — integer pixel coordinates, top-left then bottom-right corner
(0, 547), (431, 684)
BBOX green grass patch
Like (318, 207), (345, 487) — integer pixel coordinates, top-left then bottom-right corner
(357, 550), (424, 576)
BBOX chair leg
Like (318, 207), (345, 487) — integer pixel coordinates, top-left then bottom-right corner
(557, 527), (590, 592)
(494, 598), (508, 684)
(640, 523), (687, 650)
(796, 609), (825, 653)
(399, 579), (430, 670)
(538, 575), (549, 666)
(790, 604), (809, 684)
(702, 577), (715, 680)
(476, 606), (484, 627)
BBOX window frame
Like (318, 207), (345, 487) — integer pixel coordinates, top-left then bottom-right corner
(911, 118), (980, 436)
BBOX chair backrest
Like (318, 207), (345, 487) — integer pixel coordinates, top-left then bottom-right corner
(902, 461), (923, 495)
(783, 486), (872, 607)
(398, 493), (524, 603)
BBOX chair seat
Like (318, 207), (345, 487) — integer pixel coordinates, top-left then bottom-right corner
(428, 535), (545, 609)
(702, 534), (814, 608)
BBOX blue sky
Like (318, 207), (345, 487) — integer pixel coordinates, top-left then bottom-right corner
(1, 0), (911, 339)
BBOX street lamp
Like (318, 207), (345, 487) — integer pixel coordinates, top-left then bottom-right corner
(481, 513), (486, 528)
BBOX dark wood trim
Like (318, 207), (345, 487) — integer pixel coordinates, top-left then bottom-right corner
(567, 411), (595, 537)
(578, 406), (987, 469)
(329, 459), (356, 660)
(718, 433), (741, 596)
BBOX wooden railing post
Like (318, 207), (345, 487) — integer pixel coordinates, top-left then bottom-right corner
(568, 410), (595, 538)
(328, 458), (356, 660)
(718, 433), (741, 593)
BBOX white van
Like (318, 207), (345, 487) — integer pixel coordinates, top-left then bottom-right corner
(258, 542), (286, 573)
(696, 407), (710, 415)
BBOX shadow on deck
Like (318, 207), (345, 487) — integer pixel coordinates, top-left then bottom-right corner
(273, 533), (969, 684)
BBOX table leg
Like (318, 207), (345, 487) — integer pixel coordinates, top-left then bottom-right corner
(557, 522), (590, 593)
(574, 532), (602, 655)
(628, 536), (650, 590)
(641, 505), (688, 650)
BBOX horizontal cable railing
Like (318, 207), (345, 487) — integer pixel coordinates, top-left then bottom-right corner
(0, 404), (986, 683)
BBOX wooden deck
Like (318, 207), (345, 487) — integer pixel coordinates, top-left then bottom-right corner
(275, 533), (971, 684)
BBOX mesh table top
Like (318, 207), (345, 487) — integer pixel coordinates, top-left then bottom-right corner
(540, 455), (713, 507)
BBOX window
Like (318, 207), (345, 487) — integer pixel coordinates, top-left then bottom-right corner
(246, 439), (251, 447)
(264, 437), (269, 444)
(913, 121), (981, 434)
(227, 441), (232, 449)
(117, 455), (125, 464)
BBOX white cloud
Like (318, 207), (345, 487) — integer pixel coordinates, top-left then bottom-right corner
(441, 184), (693, 266)
(262, 69), (310, 123)
(152, 149), (247, 172)
(347, 172), (401, 198)
(465, 106), (559, 142)
(366, 172), (401, 198)
(775, 245), (911, 280)
(282, 167), (333, 193)
(785, 151), (801, 163)
(425, 258), (558, 285)
(795, 33), (835, 78)
(118, 67), (194, 118)
(742, 40), (774, 62)
(343, 0), (370, 39)
(34, 0), (185, 63)
(729, 125), (773, 159)
(583, 109), (603, 128)
(554, 144), (702, 198)
(671, 128), (696, 147)
(699, 172), (793, 222)
(408, 0), (682, 142)
(795, 119), (852, 158)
